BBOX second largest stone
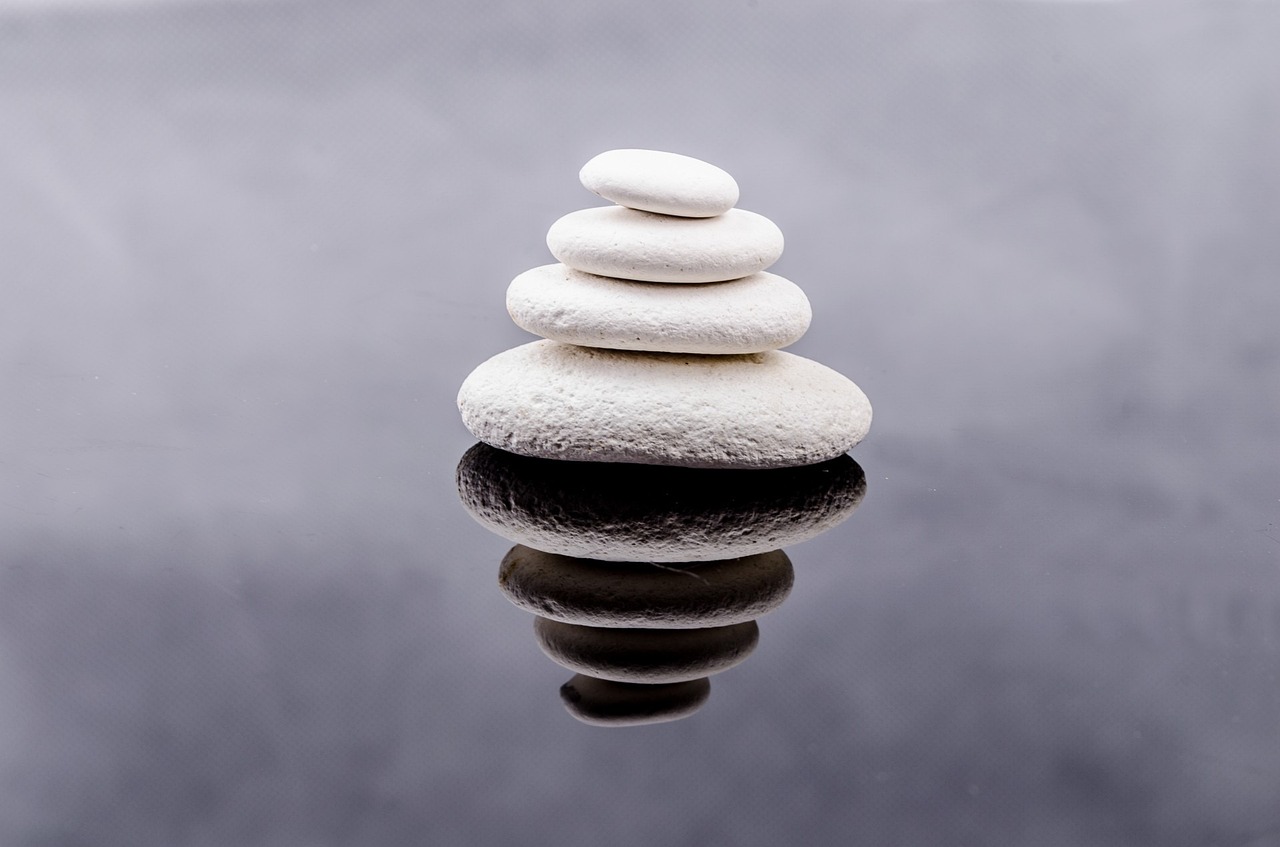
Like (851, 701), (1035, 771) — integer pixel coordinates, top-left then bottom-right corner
(457, 340), (872, 469)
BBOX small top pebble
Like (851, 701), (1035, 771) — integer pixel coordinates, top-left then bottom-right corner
(579, 149), (739, 218)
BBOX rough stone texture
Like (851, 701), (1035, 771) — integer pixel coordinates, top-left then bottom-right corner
(506, 264), (811, 354)
(456, 340), (872, 470)
(559, 675), (711, 727)
(499, 546), (794, 628)
(578, 149), (739, 218)
(454, 444), (867, 562)
(546, 206), (784, 283)
(534, 618), (759, 684)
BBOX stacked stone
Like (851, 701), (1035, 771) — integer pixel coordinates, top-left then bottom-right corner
(458, 149), (872, 470)
(457, 150), (873, 724)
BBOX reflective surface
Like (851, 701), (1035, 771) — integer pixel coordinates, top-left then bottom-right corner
(2, 2), (1279, 844)
(462, 446), (866, 723)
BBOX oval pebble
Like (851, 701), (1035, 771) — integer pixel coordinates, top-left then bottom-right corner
(455, 443), (868, 562)
(499, 546), (794, 628)
(534, 618), (759, 684)
(456, 340), (872, 470)
(506, 264), (811, 354)
(559, 675), (711, 726)
(546, 206), (783, 283)
(579, 149), (739, 218)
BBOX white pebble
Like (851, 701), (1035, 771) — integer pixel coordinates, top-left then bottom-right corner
(456, 340), (872, 469)
(546, 206), (784, 283)
(579, 149), (739, 217)
(506, 264), (811, 354)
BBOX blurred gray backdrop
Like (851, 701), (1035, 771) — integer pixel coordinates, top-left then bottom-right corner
(2, 2), (1278, 846)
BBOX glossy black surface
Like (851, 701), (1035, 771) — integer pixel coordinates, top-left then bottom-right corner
(2, 2), (1278, 844)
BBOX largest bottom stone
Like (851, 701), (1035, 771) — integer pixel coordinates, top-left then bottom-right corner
(457, 340), (872, 469)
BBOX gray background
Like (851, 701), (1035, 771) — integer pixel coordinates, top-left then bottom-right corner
(2, 1), (1278, 845)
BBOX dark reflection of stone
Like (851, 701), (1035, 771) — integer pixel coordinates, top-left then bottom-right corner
(456, 443), (866, 562)
(458, 443), (869, 725)
(534, 617), (759, 683)
(559, 675), (712, 727)
(500, 545), (793, 628)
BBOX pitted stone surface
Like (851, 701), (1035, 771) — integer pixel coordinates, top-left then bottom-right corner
(456, 340), (871, 469)
(455, 444), (868, 562)
(579, 149), (739, 217)
(506, 264), (811, 354)
(546, 206), (784, 283)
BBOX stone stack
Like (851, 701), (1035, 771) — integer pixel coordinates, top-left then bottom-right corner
(457, 149), (872, 470)
(456, 150), (873, 724)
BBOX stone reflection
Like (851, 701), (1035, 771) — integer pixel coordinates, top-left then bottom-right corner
(559, 676), (711, 727)
(456, 444), (867, 725)
(535, 618), (759, 683)
(500, 546), (794, 628)
(456, 443), (866, 562)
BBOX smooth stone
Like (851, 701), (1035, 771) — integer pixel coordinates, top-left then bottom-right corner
(579, 149), (739, 218)
(559, 675), (711, 727)
(546, 206), (784, 283)
(456, 340), (872, 470)
(499, 546), (794, 628)
(534, 618), (758, 684)
(456, 444), (867, 562)
(506, 264), (811, 354)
